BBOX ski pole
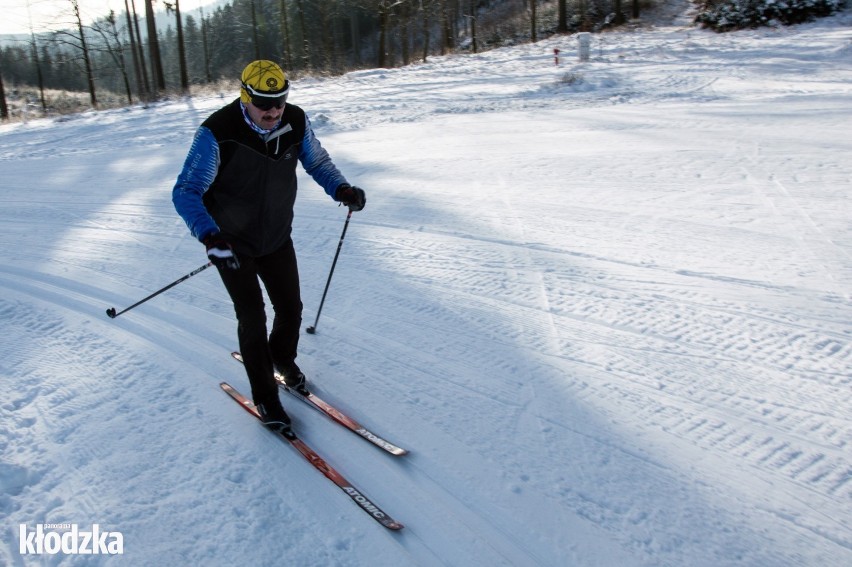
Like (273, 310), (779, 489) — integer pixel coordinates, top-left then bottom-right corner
(306, 209), (352, 334)
(106, 261), (212, 319)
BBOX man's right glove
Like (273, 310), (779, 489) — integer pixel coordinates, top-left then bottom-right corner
(335, 184), (366, 212)
(202, 232), (240, 270)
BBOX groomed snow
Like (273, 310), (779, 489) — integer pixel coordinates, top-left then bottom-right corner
(1, 7), (851, 566)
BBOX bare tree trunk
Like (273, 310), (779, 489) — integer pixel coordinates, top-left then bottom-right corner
(557, 0), (568, 33)
(350, 9), (361, 66)
(295, 0), (310, 69)
(441, 0), (453, 54)
(0, 62), (8, 120)
(468, 0), (477, 53)
(422, 0), (431, 61)
(580, 0), (591, 31)
(378, 2), (389, 67)
(331, 4), (342, 72)
(130, 0), (151, 96)
(123, 0), (146, 97)
(250, 0), (261, 60)
(200, 7), (212, 83)
(279, 0), (293, 69)
(144, 0), (166, 92)
(29, 33), (47, 111)
(613, 0), (626, 24)
(319, 0), (334, 72)
(104, 11), (134, 104)
(165, 0), (190, 93)
(174, 0), (189, 93)
(401, 2), (410, 65)
(71, 0), (98, 108)
(530, 0), (537, 43)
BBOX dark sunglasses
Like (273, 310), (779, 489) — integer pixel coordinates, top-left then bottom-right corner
(243, 81), (290, 110)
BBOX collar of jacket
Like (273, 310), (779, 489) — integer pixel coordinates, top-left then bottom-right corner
(239, 101), (294, 154)
(239, 101), (293, 142)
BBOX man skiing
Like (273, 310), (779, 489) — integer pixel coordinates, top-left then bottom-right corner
(172, 60), (366, 432)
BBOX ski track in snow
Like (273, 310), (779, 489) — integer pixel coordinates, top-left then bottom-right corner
(1, 8), (852, 566)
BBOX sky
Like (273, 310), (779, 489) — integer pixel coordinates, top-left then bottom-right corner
(0, 0), (211, 36)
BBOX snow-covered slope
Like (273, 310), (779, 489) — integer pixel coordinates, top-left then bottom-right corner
(1, 9), (851, 566)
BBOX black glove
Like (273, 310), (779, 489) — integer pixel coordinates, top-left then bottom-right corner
(202, 232), (240, 270)
(335, 184), (366, 212)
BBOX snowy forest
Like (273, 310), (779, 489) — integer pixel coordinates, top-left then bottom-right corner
(1, 0), (581, 114)
(0, 0), (846, 118)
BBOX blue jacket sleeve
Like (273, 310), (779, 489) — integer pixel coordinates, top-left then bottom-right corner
(172, 126), (220, 241)
(298, 114), (348, 198)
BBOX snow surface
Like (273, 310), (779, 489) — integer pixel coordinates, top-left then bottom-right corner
(2, 8), (852, 566)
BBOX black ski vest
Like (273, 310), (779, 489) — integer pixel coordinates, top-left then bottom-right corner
(202, 99), (308, 257)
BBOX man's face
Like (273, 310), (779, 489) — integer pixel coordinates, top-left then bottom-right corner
(245, 101), (284, 130)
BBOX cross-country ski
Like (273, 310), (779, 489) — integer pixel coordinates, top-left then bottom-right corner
(220, 382), (404, 531)
(231, 351), (408, 456)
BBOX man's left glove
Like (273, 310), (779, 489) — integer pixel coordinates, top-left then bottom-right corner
(335, 184), (366, 212)
(202, 232), (240, 270)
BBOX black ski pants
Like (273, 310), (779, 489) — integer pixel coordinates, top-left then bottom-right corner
(217, 239), (302, 406)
